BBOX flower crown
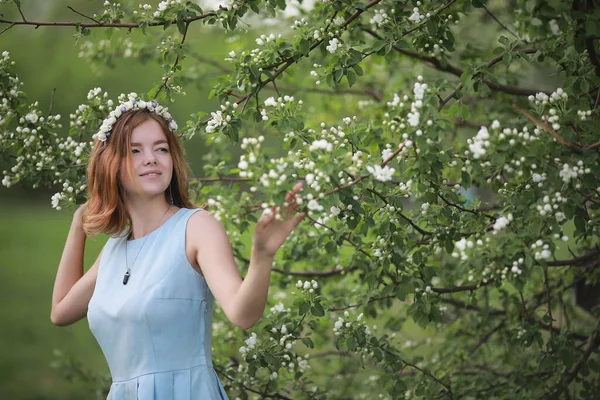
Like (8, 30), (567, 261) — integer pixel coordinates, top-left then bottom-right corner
(92, 93), (178, 142)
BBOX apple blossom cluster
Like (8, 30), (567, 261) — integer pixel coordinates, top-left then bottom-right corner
(528, 88), (568, 116)
(256, 33), (282, 47)
(492, 213), (513, 234)
(220, 0), (241, 11)
(408, 6), (425, 24)
(2, 109), (65, 186)
(558, 160), (590, 184)
(326, 38), (341, 54)
(497, 125), (541, 145)
(206, 194), (230, 223)
(0, 52), (22, 126)
(308, 63), (324, 84)
(258, 157), (290, 192)
(205, 101), (238, 134)
(530, 169), (548, 188)
(383, 78), (431, 136)
(370, 9), (391, 28)
(536, 192), (568, 221)
(453, 238), (474, 261)
(79, 37), (138, 63)
(133, 3), (152, 18)
(296, 279), (319, 293)
(498, 257), (525, 279)
(371, 235), (392, 259)
(269, 303), (289, 314)
(259, 95), (302, 122)
(238, 332), (258, 355)
(51, 180), (87, 210)
(93, 1), (123, 23)
(237, 136), (262, 180)
(577, 109), (592, 120)
(531, 240), (553, 261)
(312, 201), (357, 228)
(333, 312), (381, 359)
(290, 17), (309, 30)
(367, 164), (395, 182)
(467, 126), (492, 159)
(153, 0), (183, 18)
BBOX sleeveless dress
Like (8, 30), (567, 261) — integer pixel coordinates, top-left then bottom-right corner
(87, 207), (229, 400)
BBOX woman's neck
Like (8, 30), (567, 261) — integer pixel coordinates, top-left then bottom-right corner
(124, 198), (178, 240)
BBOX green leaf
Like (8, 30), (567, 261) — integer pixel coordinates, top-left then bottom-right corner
(189, 3), (203, 13)
(352, 64), (364, 76)
(299, 301), (310, 315)
(177, 20), (187, 35)
(372, 39), (387, 52)
(311, 303), (325, 317)
(298, 38), (310, 56)
(301, 337), (314, 348)
(347, 70), (357, 87)
(574, 215), (587, 234)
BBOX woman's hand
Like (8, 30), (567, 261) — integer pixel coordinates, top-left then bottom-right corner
(72, 203), (88, 231)
(252, 182), (307, 258)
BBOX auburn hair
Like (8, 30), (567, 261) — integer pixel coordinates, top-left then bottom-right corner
(83, 109), (199, 238)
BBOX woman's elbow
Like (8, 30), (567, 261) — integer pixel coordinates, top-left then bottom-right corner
(50, 308), (72, 327)
(229, 314), (259, 330)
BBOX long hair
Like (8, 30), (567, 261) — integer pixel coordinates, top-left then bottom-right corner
(83, 109), (198, 238)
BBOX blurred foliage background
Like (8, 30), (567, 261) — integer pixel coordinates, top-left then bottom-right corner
(0, 0), (580, 398)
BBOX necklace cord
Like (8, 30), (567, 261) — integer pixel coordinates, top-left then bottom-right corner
(123, 204), (173, 285)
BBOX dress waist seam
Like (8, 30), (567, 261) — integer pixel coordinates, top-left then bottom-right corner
(112, 360), (214, 383)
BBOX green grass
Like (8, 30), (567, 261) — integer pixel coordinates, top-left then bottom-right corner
(0, 200), (109, 399)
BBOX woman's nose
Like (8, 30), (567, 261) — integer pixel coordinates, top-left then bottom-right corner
(143, 151), (157, 165)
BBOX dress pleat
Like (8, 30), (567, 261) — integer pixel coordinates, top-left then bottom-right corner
(173, 369), (192, 400)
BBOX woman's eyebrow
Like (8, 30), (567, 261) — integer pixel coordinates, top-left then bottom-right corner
(131, 139), (168, 146)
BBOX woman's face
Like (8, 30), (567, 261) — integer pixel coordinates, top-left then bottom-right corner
(119, 118), (173, 201)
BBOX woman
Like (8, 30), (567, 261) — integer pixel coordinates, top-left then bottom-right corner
(50, 95), (306, 399)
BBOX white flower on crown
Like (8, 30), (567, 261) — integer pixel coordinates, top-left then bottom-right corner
(92, 93), (178, 142)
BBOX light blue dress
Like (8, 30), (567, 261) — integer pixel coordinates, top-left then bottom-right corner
(88, 207), (228, 399)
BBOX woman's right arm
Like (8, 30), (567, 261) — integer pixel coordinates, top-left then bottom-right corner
(50, 206), (103, 326)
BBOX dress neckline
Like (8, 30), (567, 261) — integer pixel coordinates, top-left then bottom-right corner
(126, 207), (184, 244)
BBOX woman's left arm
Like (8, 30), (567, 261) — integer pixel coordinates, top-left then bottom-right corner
(188, 183), (306, 329)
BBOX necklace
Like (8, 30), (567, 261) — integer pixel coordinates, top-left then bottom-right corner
(123, 204), (173, 285)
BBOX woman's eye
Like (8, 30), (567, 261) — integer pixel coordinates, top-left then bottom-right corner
(131, 149), (140, 154)
(158, 147), (169, 153)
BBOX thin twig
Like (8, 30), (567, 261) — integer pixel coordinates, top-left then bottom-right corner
(482, 5), (519, 39)
(47, 88), (56, 116)
(154, 21), (190, 98)
(66, 6), (101, 24)
(471, 321), (505, 353)
(0, 22), (16, 35)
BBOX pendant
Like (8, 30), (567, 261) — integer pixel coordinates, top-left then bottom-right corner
(123, 270), (131, 285)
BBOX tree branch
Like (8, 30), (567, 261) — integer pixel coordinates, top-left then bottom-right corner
(433, 278), (496, 294)
(545, 317), (600, 400)
(512, 104), (589, 153)
(0, 11), (217, 30)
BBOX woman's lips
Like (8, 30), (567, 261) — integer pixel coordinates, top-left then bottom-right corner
(141, 172), (161, 178)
